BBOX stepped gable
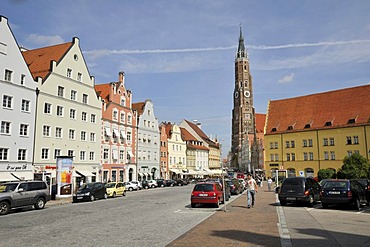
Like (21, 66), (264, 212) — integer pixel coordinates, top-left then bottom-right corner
(265, 84), (370, 134)
(22, 42), (73, 81)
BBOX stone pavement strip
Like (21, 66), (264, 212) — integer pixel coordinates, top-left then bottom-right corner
(167, 186), (281, 247)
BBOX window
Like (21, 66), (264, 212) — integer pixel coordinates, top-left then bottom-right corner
(127, 132), (131, 141)
(270, 142), (273, 149)
(77, 72), (82, 82)
(330, 151), (335, 160)
(67, 68), (72, 78)
(120, 112), (125, 122)
(324, 151), (329, 160)
(20, 124), (28, 136)
(41, 148), (49, 160)
(353, 136), (359, 144)
(0, 148), (9, 160)
(44, 102), (52, 114)
(21, 74), (25, 85)
(21, 99), (30, 112)
(120, 97), (125, 106)
(70, 109), (76, 119)
(69, 129), (75, 140)
(103, 149), (109, 159)
(81, 112), (87, 121)
(286, 153), (291, 161)
(127, 115), (132, 123)
(80, 151), (86, 161)
(55, 127), (62, 138)
(2, 95), (12, 109)
(274, 142), (278, 149)
(1, 121), (11, 134)
(91, 114), (96, 123)
(308, 139), (313, 147)
(291, 141), (295, 148)
(68, 150), (74, 157)
(309, 152), (314, 161)
(4, 69), (12, 81)
(291, 153), (295, 161)
(54, 149), (61, 159)
(56, 106), (64, 116)
(81, 131), (86, 141)
(71, 90), (77, 101)
(82, 94), (88, 104)
(120, 150), (125, 160)
(18, 149), (27, 161)
(346, 136), (352, 145)
(90, 132), (96, 142)
(113, 110), (118, 121)
(89, 151), (95, 161)
(274, 154), (279, 161)
(285, 141), (290, 148)
(323, 138), (328, 146)
(347, 150), (353, 157)
(303, 139), (307, 147)
(330, 138), (335, 146)
(43, 125), (51, 137)
(57, 86), (64, 97)
(303, 152), (308, 161)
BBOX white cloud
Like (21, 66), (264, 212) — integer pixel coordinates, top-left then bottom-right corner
(26, 34), (64, 46)
(278, 73), (295, 84)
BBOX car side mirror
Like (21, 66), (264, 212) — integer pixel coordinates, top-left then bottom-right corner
(17, 188), (24, 192)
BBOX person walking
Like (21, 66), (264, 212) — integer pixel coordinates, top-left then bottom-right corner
(246, 173), (258, 208)
(267, 177), (273, 191)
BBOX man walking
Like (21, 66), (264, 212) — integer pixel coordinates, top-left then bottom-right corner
(246, 173), (258, 208)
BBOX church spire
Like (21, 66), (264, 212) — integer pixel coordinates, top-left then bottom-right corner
(236, 25), (247, 59)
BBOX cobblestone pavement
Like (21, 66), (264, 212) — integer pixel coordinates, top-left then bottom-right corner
(167, 184), (281, 247)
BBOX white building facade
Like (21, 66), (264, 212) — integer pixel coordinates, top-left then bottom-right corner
(168, 124), (187, 179)
(0, 16), (37, 182)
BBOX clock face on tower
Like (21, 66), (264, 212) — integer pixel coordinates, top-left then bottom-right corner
(234, 91), (239, 98)
(244, 90), (250, 98)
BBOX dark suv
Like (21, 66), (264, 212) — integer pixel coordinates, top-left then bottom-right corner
(0, 181), (50, 215)
(278, 177), (321, 206)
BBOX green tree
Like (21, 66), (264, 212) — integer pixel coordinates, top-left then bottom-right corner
(337, 153), (370, 179)
(317, 169), (336, 181)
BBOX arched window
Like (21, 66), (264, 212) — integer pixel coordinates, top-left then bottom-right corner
(287, 168), (296, 177)
(305, 168), (314, 177)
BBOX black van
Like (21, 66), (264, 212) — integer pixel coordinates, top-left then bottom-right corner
(278, 177), (321, 206)
(73, 182), (107, 202)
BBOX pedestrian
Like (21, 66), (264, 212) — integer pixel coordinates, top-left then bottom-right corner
(246, 173), (258, 208)
(267, 177), (273, 191)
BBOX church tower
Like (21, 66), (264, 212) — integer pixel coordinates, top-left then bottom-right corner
(231, 27), (254, 171)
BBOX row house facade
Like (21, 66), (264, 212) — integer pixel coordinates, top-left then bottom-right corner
(159, 124), (168, 179)
(264, 84), (370, 179)
(0, 16), (37, 181)
(95, 72), (137, 183)
(132, 100), (160, 181)
(22, 37), (102, 186)
(162, 122), (187, 179)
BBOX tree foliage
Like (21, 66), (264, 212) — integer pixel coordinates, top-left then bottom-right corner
(317, 169), (336, 181)
(337, 153), (370, 179)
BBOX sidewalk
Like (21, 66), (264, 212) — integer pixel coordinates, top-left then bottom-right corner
(46, 197), (72, 206)
(167, 184), (281, 247)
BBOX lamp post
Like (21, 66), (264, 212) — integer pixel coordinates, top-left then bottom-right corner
(220, 141), (227, 212)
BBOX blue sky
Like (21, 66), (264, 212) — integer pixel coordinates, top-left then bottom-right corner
(2, 0), (370, 157)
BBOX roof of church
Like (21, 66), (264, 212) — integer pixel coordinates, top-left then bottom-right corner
(265, 84), (370, 134)
(22, 42), (73, 81)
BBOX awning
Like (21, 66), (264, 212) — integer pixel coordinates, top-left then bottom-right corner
(76, 170), (95, 177)
(11, 171), (34, 180)
(113, 129), (119, 138)
(144, 173), (150, 177)
(169, 169), (183, 174)
(210, 169), (224, 175)
(0, 172), (17, 182)
(105, 127), (112, 137)
(43, 170), (80, 178)
(120, 130), (126, 139)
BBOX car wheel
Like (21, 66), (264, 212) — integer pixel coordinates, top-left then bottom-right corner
(171, 184), (174, 187)
(354, 198), (361, 210)
(123, 191), (126, 196)
(191, 203), (196, 208)
(90, 194), (95, 201)
(322, 203), (328, 209)
(112, 192), (116, 198)
(307, 194), (314, 207)
(129, 187), (133, 191)
(0, 201), (10, 215)
(214, 199), (220, 208)
(104, 193), (108, 199)
(161, 184), (164, 188)
(280, 200), (287, 206)
(34, 198), (46, 210)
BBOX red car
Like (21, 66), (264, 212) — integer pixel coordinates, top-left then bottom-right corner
(191, 182), (224, 208)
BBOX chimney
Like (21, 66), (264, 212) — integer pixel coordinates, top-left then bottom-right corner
(119, 71), (125, 85)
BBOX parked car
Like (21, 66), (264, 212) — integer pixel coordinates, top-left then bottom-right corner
(130, 181), (142, 190)
(321, 179), (367, 210)
(191, 182), (224, 208)
(147, 180), (158, 188)
(156, 179), (165, 187)
(105, 182), (126, 198)
(0, 181), (50, 215)
(278, 177), (321, 207)
(176, 179), (188, 186)
(124, 181), (140, 191)
(73, 182), (107, 202)
(353, 178), (370, 205)
(225, 179), (242, 195)
(141, 180), (157, 189)
(164, 180), (177, 187)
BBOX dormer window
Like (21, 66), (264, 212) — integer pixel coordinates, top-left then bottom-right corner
(324, 121), (332, 127)
(287, 126), (293, 130)
(347, 118), (356, 124)
(271, 128), (277, 132)
(304, 124), (311, 129)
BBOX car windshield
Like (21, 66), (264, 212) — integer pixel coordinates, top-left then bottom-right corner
(324, 181), (347, 189)
(80, 183), (93, 189)
(105, 183), (116, 188)
(194, 184), (214, 192)
(283, 178), (303, 186)
(0, 183), (18, 193)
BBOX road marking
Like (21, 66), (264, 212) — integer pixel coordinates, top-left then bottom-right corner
(276, 194), (292, 247)
(174, 210), (181, 213)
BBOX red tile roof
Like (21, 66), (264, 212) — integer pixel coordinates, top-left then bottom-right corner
(255, 113), (266, 133)
(22, 42), (73, 81)
(94, 84), (110, 101)
(265, 84), (370, 134)
(132, 102), (145, 116)
(180, 127), (209, 151)
(184, 120), (219, 148)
